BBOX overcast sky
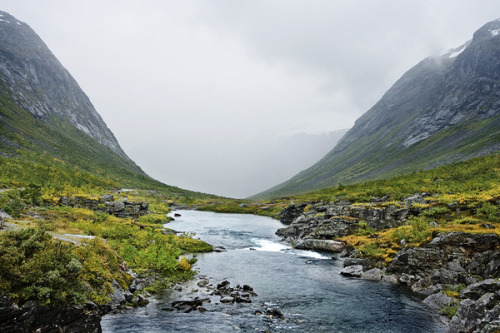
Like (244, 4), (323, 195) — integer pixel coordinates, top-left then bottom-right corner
(1, 1), (499, 197)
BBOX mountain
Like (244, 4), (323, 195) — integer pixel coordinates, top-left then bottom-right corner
(256, 19), (500, 198)
(0, 11), (175, 191)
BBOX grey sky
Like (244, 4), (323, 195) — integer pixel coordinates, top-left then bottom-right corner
(1, 1), (498, 197)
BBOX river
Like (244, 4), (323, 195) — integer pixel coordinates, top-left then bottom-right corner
(101, 210), (445, 332)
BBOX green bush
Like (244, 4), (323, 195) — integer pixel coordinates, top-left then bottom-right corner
(358, 243), (385, 258)
(476, 202), (499, 222)
(421, 206), (450, 217)
(356, 221), (376, 236)
(0, 190), (25, 218)
(440, 304), (458, 319)
(408, 216), (431, 243)
(0, 228), (85, 305)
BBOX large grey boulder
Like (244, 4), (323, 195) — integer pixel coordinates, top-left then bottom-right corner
(340, 265), (364, 277)
(294, 239), (345, 252)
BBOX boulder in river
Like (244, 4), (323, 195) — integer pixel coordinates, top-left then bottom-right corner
(294, 239), (345, 252)
(340, 265), (364, 277)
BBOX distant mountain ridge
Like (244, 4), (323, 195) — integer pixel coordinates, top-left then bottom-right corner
(256, 19), (500, 198)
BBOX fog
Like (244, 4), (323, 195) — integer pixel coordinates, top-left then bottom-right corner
(1, 1), (498, 197)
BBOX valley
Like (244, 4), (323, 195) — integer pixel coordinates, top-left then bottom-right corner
(0, 9), (499, 333)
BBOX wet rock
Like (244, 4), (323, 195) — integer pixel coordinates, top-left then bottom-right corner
(343, 258), (370, 270)
(242, 285), (253, 292)
(220, 297), (235, 304)
(265, 308), (285, 320)
(197, 280), (209, 288)
(294, 239), (345, 252)
(361, 268), (383, 281)
(217, 281), (230, 290)
(171, 297), (210, 313)
(213, 246), (227, 253)
(340, 265), (363, 277)
(381, 274), (399, 284)
(174, 213), (181, 217)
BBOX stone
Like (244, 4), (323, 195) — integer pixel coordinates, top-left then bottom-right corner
(428, 221), (439, 228)
(480, 223), (495, 229)
(404, 194), (426, 207)
(220, 297), (235, 303)
(213, 246), (227, 253)
(294, 239), (345, 252)
(343, 258), (371, 270)
(114, 201), (126, 211)
(381, 274), (399, 284)
(423, 291), (455, 309)
(265, 308), (285, 320)
(102, 194), (114, 201)
(280, 203), (308, 225)
(217, 281), (230, 290)
(446, 299), (485, 333)
(461, 279), (500, 300)
(0, 293), (101, 333)
(340, 265), (363, 277)
(361, 268), (383, 281)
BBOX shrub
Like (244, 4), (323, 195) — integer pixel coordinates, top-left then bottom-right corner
(440, 304), (458, 319)
(0, 228), (85, 305)
(358, 243), (385, 258)
(356, 221), (376, 236)
(476, 202), (499, 222)
(421, 206), (450, 217)
(408, 216), (431, 243)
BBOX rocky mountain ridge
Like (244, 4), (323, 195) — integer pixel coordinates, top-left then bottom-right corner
(0, 11), (124, 156)
(258, 19), (500, 198)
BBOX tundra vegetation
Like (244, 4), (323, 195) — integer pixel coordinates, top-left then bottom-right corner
(0, 151), (498, 311)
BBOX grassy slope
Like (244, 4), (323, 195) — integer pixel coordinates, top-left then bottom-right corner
(254, 115), (500, 199)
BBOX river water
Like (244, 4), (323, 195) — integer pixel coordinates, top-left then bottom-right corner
(101, 210), (445, 332)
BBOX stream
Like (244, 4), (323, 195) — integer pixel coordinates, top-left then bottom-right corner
(101, 210), (445, 332)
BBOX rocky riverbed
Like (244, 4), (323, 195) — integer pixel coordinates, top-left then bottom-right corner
(276, 197), (500, 333)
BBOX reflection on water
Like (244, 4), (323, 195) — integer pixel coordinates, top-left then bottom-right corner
(102, 210), (445, 332)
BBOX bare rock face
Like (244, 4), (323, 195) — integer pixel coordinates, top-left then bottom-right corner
(0, 11), (124, 156)
(58, 195), (150, 218)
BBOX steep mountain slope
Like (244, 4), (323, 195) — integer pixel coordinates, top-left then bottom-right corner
(0, 11), (174, 191)
(256, 19), (500, 198)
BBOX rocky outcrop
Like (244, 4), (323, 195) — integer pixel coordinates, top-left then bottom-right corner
(276, 199), (417, 252)
(338, 231), (499, 333)
(0, 293), (101, 333)
(281, 197), (499, 332)
(0, 269), (158, 332)
(279, 203), (308, 225)
(388, 232), (499, 286)
(58, 194), (150, 218)
(447, 280), (500, 333)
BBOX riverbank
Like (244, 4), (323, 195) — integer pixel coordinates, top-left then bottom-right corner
(102, 210), (446, 332)
(275, 197), (500, 333)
